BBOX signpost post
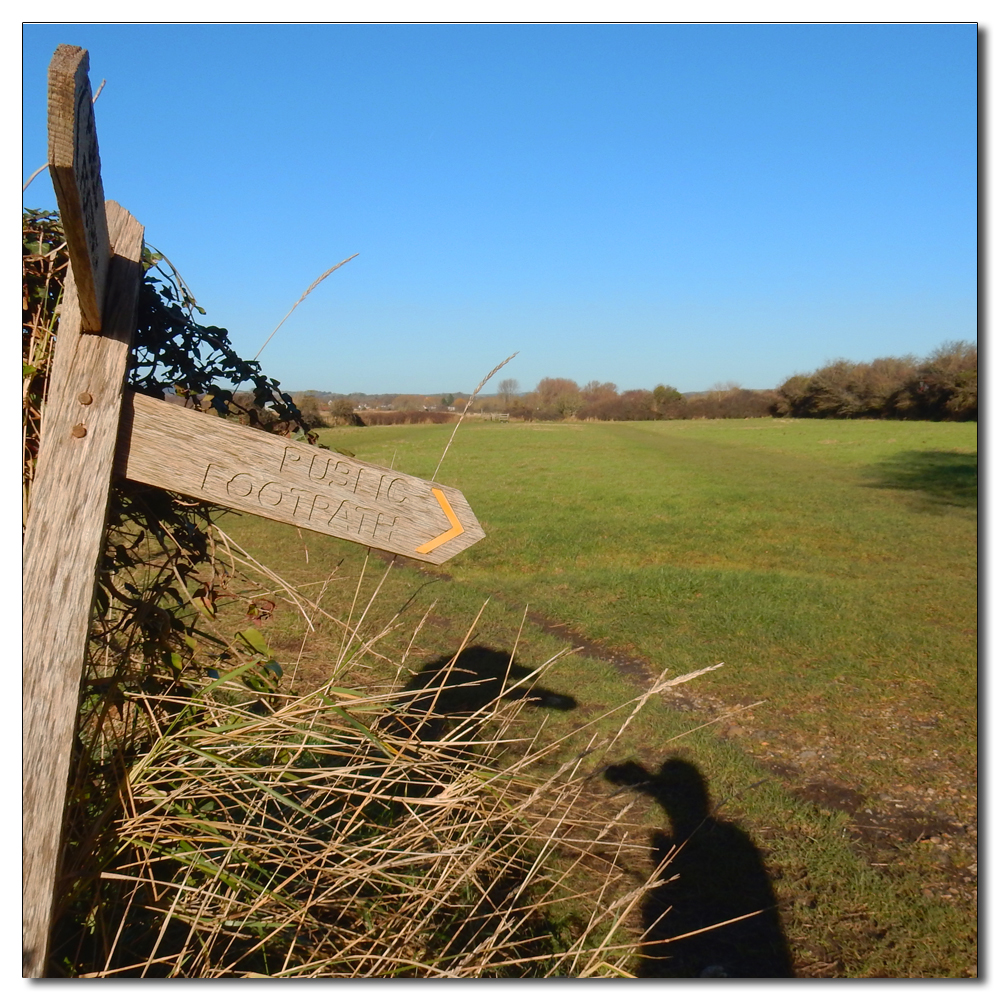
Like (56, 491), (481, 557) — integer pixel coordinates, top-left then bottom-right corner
(23, 45), (144, 979)
(23, 45), (483, 977)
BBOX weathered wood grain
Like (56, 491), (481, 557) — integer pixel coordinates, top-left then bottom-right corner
(117, 393), (486, 565)
(22, 202), (143, 978)
(47, 44), (109, 333)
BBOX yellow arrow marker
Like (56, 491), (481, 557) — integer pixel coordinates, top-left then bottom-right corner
(415, 488), (465, 554)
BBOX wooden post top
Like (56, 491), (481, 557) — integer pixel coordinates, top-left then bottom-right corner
(47, 44), (110, 334)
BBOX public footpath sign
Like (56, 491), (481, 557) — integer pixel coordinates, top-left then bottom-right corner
(23, 45), (483, 978)
(119, 392), (484, 565)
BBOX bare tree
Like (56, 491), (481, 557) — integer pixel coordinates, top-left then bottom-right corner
(535, 377), (582, 417)
(582, 380), (618, 404)
(498, 377), (520, 408)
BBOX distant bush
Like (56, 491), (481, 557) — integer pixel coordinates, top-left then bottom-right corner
(328, 398), (365, 426)
(294, 391), (329, 429)
(772, 342), (976, 421)
(575, 384), (777, 421)
(896, 341), (978, 421)
(652, 384), (683, 416)
(535, 378), (584, 418)
(452, 345), (975, 429)
(508, 399), (542, 421)
(361, 410), (458, 426)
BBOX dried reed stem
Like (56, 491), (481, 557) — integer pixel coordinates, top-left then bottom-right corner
(432, 352), (518, 481)
(253, 255), (359, 362)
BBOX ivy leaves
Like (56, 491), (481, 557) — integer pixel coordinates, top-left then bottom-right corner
(131, 250), (303, 429)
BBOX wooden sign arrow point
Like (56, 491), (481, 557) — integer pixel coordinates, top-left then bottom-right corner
(415, 488), (465, 555)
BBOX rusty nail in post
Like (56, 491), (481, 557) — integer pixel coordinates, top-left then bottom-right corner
(71, 424), (87, 438)
(78, 392), (94, 405)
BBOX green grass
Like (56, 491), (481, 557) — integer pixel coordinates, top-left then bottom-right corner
(217, 416), (976, 978)
(312, 418), (976, 786)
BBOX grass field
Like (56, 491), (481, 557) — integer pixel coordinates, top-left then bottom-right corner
(219, 416), (977, 978)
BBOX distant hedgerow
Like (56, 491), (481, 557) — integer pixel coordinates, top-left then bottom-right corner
(771, 342), (977, 421)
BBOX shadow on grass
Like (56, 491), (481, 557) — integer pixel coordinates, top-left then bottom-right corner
(605, 757), (794, 979)
(386, 645), (578, 743)
(862, 450), (978, 508)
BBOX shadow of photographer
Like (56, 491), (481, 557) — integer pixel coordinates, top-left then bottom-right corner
(370, 644), (578, 816)
(385, 644), (578, 743)
(605, 757), (794, 978)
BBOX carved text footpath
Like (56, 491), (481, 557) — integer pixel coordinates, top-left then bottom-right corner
(120, 391), (484, 564)
(202, 448), (415, 546)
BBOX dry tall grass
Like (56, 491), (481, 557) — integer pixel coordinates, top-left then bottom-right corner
(53, 524), (719, 978)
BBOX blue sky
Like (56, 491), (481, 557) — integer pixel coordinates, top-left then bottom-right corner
(22, 22), (977, 395)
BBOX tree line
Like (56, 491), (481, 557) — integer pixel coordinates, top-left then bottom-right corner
(503, 378), (777, 422)
(285, 340), (976, 428)
(501, 341), (976, 423)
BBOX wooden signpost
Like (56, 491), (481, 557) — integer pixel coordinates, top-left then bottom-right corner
(118, 392), (484, 564)
(23, 45), (483, 977)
